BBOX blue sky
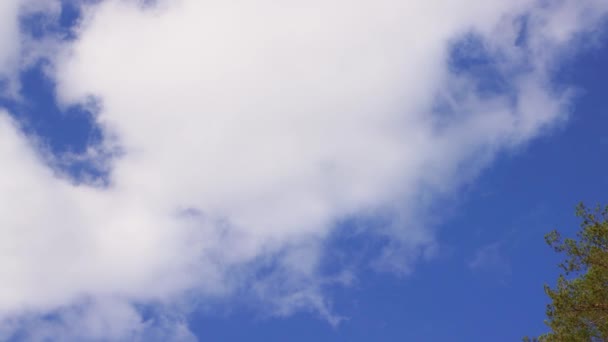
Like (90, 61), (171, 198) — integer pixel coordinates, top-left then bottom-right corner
(0, 1), (607, 341)
(190, 43), (608, 342)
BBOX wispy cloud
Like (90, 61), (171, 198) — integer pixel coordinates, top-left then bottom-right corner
(468, 242), (512, 281)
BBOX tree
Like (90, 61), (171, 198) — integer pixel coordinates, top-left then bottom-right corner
(526, 203), (608, 341)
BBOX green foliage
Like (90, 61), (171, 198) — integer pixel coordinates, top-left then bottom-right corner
(527, 203), (608, 341)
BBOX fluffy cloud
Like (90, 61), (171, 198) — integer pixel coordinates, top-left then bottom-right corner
(0, 0), (607, 340)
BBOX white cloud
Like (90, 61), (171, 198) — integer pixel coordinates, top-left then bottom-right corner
(0, 0), (607, 339)
(0, 297), (197, 342)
